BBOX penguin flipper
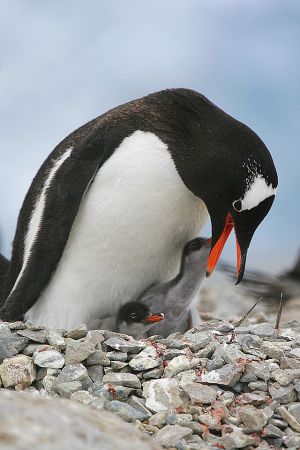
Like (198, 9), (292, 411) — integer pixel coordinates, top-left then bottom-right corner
(0, 143), (107, 321)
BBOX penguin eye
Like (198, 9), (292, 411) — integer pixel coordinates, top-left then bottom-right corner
(233, 199), (242, 212)
(129, 312), (137, 320)
(188, 241), (198, 249)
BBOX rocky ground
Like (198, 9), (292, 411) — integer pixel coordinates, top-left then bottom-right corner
(1, 311), (300, 450)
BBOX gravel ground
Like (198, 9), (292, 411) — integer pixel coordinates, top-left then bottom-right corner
(1, 312), (300, 450)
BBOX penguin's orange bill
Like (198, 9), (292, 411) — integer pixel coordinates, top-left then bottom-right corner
(144, 313), (165, 323)
(206, 213), (242, 277)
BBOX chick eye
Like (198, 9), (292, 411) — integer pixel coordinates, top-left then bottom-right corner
(188, 241), (198, 249)
(129, 312), (137, 319)
(233, 199), (242, 212)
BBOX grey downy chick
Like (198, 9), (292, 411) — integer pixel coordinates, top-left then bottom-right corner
(138, 237), (211, 338)
(116, 301), (164, 339)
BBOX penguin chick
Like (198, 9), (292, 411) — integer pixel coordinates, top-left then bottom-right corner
(139, 237), (211, 338)
(115, 301), (164, 339)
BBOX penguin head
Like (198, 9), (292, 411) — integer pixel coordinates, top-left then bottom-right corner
(168, 89), (278, 283)
(116, 301), (164, 338)
(182, 237), (211, 270)
(201, 130), (278, 284)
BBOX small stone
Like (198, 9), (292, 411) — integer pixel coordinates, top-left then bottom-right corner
(102, 372), (141, 389)
(235, 333), (262, 348)
(184, 331), (211, 351)
(106, 400), (148, 422)
(235, 392), (270, 406)
(53, 364), (88, 388)
(45, 330), (66, 350)
(208, 357), (225, 371)
(237, 405), (273, 432)
(104, 337), (145, 353)
(269, 382), (297, 404)
(85, 350), (110, 366)
(177, 370), (197, 388)
(143, 366), (164, 380)
(0, 355), (36, 389)
(149, 411), (168, 427)
(219, 391), (235, 406)
(165, 335), (186, 350)
(289, 403), (300, 422)
(87, 364), (104, 382)
(111, 361), (128, 370)
(90, 382), (132, 401)
(200, 363), (241, 386)
(6, 321), (26, 330)
(86, 330), (105, 345)
(277, 406), (300, 432)
(260, 341), (285, 360)
(283, 427), (300, 448)
(251, 322), (275, 337)
(272, 368), (293, 386)
(0, 338), (18, 362)
(164, 355), (199, 378)
(220, 425), (257, 449)
(70, 390), (94, 405)
(107, 351), (128, 362)
(129, 346), (161, 371)
(143, 378), (184, 412)
(182, 382), (217, 405)
(290, 348), (300, 358)
(57, 381), (82, 398)
(65, 324), (88, 339)
(16, 329), (46, 343)
(166, 413), (193, 426)
(128, 395), (152, 419)
(197, 413), (221, 430)
(33, 349), (65, 369)
(163, 349), (187, 360)
(22, 343), (42, 356)
(268, 418), (288, 429)
(248, 381), (268, 391)
(262, 424), (284, 438)
(281, 357), (300, 369)
(155, 425), (192, 447)
(64, 337), (95, 364)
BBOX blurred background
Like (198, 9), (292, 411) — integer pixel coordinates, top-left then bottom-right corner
(1, 0), (299, 284)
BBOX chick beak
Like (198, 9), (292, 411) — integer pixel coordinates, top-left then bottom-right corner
(144, 313), (165, 323)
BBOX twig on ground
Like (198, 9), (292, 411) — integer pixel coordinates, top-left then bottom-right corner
(275, 293), (284, 330)
(229, 296), (264, 342)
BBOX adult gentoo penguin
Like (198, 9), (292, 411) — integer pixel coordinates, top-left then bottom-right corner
(0, 89), (278, 329)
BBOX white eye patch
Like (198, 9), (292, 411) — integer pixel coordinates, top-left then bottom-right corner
(234, 174), (277, 211)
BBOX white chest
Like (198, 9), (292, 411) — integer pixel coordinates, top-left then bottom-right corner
(26, 131), (208, 328)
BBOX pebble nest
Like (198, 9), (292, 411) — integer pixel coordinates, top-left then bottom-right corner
(1, 318), (300, 450)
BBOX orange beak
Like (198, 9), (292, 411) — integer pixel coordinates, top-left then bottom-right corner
(206, 212), (242, 277)
(144, 313), (165, 323)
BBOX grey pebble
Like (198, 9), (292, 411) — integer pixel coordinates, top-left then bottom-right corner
(182, 382), (217, 405)
(33, 349), (65, 369)
(64, 337), (96, 364)
(85, 350), (111, 366)
(104, 337), (145, 353)
(87, 364), (104, 382)
(106, 400), (148, 422)
(102, 372), (141, 389)
(65, 324), (88, 339)
(17, 329), (47, 343)
(129, 345), (162, 371)
(57, 381), (82, 398)
(155, 424), (193, 447)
